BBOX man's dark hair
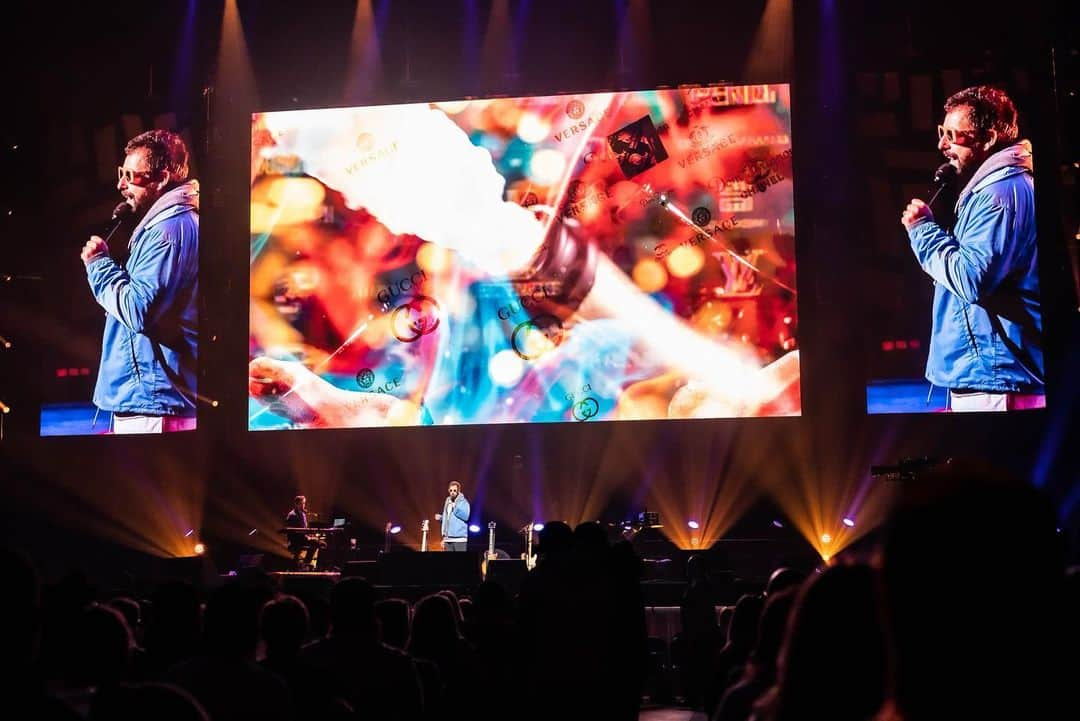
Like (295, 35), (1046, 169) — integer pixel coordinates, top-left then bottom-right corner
(449, 481), (462, 491)
(293, 495), (305, 505)
(261, 594), (309, 653)
(944, 86), (1019, 144)
(125, 129), (190, 182)
(329, 577), (379, 639)
(879, 460), (1064, 720)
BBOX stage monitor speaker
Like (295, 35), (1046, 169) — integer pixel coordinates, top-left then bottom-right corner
(484, 558), (527, 594)
(343, 560), (379, 581)
(377, 551), (481, 588)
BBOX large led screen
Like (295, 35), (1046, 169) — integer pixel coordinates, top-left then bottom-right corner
(249, 84), (799, 430)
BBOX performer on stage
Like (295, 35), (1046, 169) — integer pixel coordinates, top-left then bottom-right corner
(434, 481), (470, 552)
(901, 86), (1044, 412)
(82, 129), (199, 433)
(285, 495), (323, 570)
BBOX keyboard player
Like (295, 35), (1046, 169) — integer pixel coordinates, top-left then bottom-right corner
(285, 495), (325, 570)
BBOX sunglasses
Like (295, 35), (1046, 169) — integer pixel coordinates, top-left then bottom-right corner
(937, 125), (980, 146)
(117, 166), (157, 185)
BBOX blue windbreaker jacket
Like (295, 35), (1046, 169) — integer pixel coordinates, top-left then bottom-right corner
(86, 180), (199, 415)
(441, 496), (471, 539)
(907, 142), (1043, 393)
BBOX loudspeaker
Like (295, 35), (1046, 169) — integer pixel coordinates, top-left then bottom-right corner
(484, 558), (527, 594)
(377, 551), (481, 588)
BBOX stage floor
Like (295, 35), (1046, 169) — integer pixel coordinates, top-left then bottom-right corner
(639, 710), (707, 721)
(39, 403), (199, 435)
(866, 378), (947, 414)
(268, 571), (341, 578)
(40, 402), (111, 436)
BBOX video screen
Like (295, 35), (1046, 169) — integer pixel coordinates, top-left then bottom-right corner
(39, 129), (199, 436)
(249, 84), (799, 430)
(862, 83), (1045, 414)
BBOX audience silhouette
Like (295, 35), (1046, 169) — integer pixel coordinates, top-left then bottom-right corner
(2, 464), (1073, 721)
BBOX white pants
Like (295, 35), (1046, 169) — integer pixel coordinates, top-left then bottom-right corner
(948, 390), (1046, 413)
(113, 414), (197, 434)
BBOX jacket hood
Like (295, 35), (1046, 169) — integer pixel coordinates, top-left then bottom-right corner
(130, 179), (200, 245)
(957, 140), (1032, 207)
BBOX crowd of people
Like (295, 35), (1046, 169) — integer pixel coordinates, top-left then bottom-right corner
(3, 464), (1076, 721)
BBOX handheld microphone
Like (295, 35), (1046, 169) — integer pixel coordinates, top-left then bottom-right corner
(927, 162), (957, 209)
(103, 201), (134, 243)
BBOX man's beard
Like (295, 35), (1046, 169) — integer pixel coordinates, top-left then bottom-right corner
(949, 149), (989, 184)
(127, 190), (159, 216)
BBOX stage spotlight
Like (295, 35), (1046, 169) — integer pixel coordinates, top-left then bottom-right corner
(468, 524), (481, 534)
(687, 520), (700, 529)
(390, 525), (402, 535)
(842, 517), (855, 527)
(248, 528), (257, 536)
(184, 529), (195, 538)
(772, 519), (784, 528)
(193, 543), (206, 555)
(0, 400), (10, 414)
(821, 533), (832, 544)
(532, 522), (544, 532)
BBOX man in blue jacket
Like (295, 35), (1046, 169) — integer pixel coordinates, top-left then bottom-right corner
(80, 130), (199, 432)
(901, 86), (1044, 412)
(435, 481), (470, 551)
